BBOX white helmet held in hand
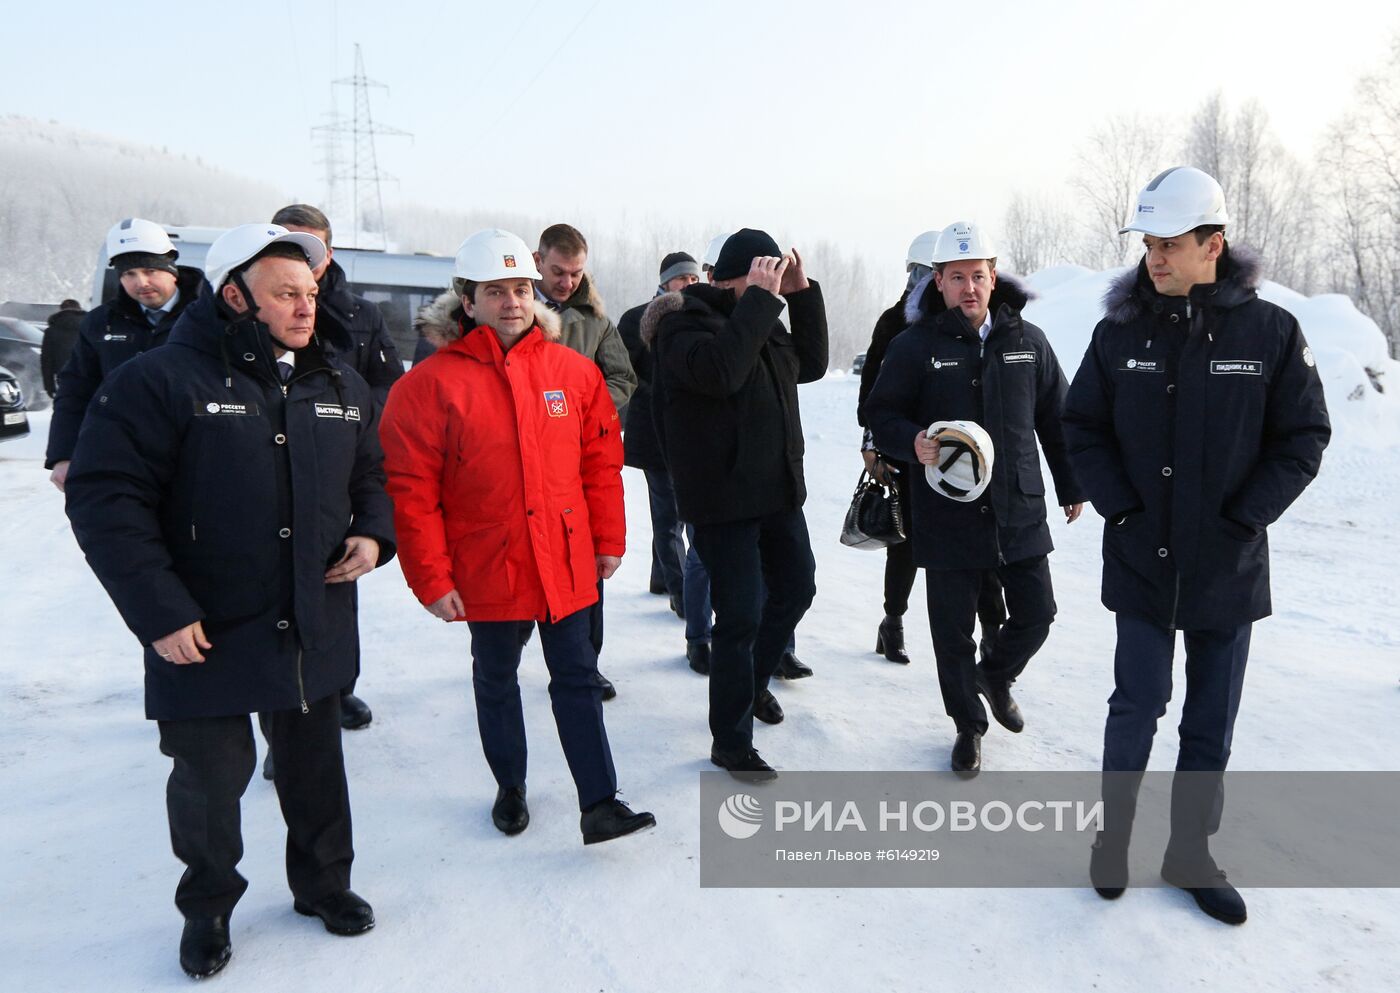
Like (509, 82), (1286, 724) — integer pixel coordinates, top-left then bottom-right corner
(702, 232), (731, 270)
(1119, 166), (1229, 238)
(931, 222), (998, 265)
(906, 229), (940, 270)
(924, 420), (995, 502)
(205, 224), (326, 290)
(105, 218), (177, 264)
(454, 229), (542, 282)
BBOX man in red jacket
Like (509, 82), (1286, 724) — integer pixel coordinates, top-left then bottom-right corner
(379, 228), (655, 845)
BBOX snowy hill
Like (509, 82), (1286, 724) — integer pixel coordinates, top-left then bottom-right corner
(1, 265), (1396, 991)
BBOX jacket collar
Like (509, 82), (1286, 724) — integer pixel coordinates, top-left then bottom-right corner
(1101, 241), (1262, 325)
(314, 259), (357, 349)
(448, 323), (552, 364)
(168, 288), (335, 386)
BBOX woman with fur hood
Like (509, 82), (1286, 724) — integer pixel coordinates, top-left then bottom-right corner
(378, 229), (654, 846)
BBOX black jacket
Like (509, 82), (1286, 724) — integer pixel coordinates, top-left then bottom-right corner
(865, 272), (1083, 570)
(316, 259), (404, 408)
(45, 266), (205, 467)
(619, 297), (664, 472)
(64, 290), (396, 720)
(857, 288), (911, 430)
(41, 308), (85, 398)
(1062, 245), (1330, 630)
(644, 281), (828, 525)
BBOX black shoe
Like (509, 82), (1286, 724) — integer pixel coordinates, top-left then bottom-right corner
(492, 786), (529, 836)
(339, 692), (373, 730)
(261, 749), (275, 782)
(581, 797), (657, 845)
(1090, 832), (1129, 899)
(293, 890), (376, 936)
(593, 670), (617, 701)
(686, 642), (711, 676)
(875, 615), (910, 664)
(1161, 863), (1248, 925)
(649, 579), (667, 595)
(776, 652), (813, 680)
(976, 669), (1024, 733)
(753, 689), (784, 725)
(951, 731), (981, 776)
(669, 594), (686, 620)
(710, 746), (778, 782)
(179, 916), (231, 979)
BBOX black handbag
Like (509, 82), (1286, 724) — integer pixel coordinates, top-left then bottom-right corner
(840, 469), (907, 550)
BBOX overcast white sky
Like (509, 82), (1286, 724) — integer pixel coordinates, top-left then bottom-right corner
(4, 0), (1397, 275)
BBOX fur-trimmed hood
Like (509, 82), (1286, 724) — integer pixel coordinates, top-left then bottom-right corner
(416, 289), (562, 350)
(1101, 242), (1262, 325)
(639, 282), (739, 347)
(904, 269), (1034, 326)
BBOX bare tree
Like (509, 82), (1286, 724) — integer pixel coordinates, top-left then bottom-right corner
(1071, 113), (1168, 269)
(1000, 192), (1077, 274)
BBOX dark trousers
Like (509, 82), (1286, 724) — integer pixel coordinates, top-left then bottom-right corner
(158, 692), (352, 920)
(692, 508), (817, 751)
(1101, 614), (1252, 863)
(588, 579), (605, 660)
(468, 608), (618, 810)
(645, 469), (686, 597)
(683, 523), (797, 656)
(925, 555), (1054, 735)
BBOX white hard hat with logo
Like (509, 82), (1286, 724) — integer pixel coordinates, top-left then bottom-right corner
(924, 420), (995, 502)
(105, 218), (177, 264)
(454, 229), (542, 282)
(204, 224), (327, 291)
(1119, 166), (1229, 238)
(931, 222), (998, 264)
(906, 229), (940, 270)
(702, 232), (731, 270)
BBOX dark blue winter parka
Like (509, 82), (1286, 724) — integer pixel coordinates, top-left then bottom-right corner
(864, 272), (1084, 570)
(1062, 245), (1330, 631)
(45, 265), (207, 468)
(64, 289), (397, 720)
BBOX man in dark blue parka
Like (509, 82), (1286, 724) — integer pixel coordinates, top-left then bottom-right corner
(1063, 167), (1330, 925)
(865, 222), (1083, 777)
(65, 223), (396, 978)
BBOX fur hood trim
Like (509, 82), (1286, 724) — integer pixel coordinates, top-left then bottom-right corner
(639, 290), (686, 347)
(1101, 241), (1262, 325)
(904, 269), (1034, 325)
(417, 289), (562, 349)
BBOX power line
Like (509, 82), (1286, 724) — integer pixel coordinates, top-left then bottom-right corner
(484, 0), (602, 132)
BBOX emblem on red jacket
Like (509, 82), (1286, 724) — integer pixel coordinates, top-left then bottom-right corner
(543, 389), (568, 417)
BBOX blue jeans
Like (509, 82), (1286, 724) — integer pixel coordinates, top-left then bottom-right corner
(646, 470), (686, 597)
(468, 608), (618, 810)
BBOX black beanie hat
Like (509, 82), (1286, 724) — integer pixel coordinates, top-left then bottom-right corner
(712, 228), (781, 281)
(658, 251), (700, 284)
(112, 251), (179, 277)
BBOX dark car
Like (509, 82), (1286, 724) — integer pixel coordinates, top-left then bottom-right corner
(0, 365), (29, 441)
(0, 317), (47, 412)
(851, 351), (866, 375)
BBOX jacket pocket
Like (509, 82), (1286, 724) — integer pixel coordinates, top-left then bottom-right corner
(1017, 461), (1046, 496)
(448, 522), (514, 605)
(561, 510), (596, 593)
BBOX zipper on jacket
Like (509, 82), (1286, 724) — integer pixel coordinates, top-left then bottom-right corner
(191, 523), (197, 542)
(296, 648), (308, 714)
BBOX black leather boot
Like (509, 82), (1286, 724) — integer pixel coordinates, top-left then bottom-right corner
(951, 732), (981, 776)
(581, 797), (656, 844)
(875, 615), (910, 664)
(1090, 831), (1129, 899)
(776, 652), (813, 679)
(593, 670), (617, 701)
(492, 785), (529, 836)
(976, 668), (1024, 733)
(753, 689), (784, 725)
(179, 915), (231, 979)
(686, 642), (711, 675)
(293, 890), (376, 936)
(710, 745), (778, 782)
(339, 691), (373, 730)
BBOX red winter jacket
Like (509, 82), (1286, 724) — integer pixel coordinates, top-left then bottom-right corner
(379, 314), (625, 622)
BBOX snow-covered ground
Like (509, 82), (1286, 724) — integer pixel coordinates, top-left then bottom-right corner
(2, 272), (1398, 990)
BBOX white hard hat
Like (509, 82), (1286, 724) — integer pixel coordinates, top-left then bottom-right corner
(906, 229), (940, 269)
(105, 218), (176, 264)
(931, 222), (998, 264)
(205, 224), (326, 291)
(924, 420), (995, 502)
(454, 229), (542, 282)
(702, 232), (730, 269)
(1119, 166), (1229, 238)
